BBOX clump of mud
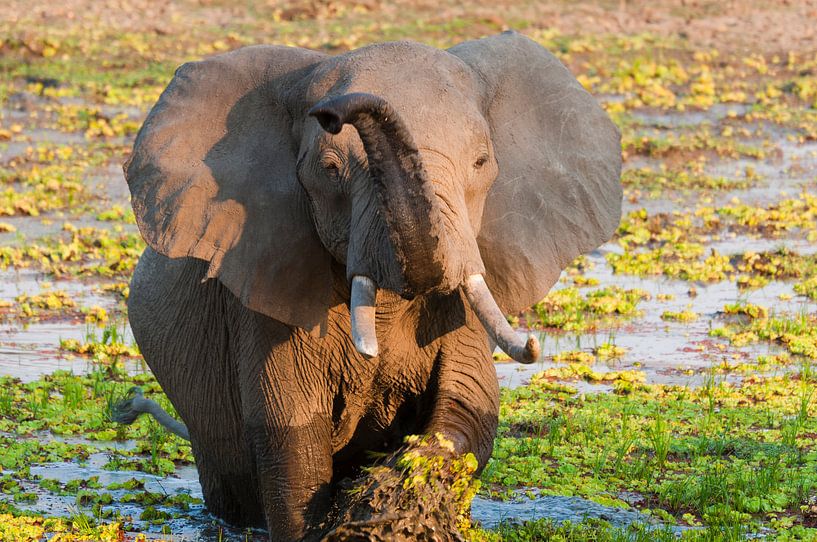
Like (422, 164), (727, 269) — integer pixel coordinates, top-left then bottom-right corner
(322, 434), (480, 542)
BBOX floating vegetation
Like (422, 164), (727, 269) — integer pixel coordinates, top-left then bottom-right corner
(608, 242), (734, 282)
(610, 196), (817, 283)
(1, 288), (77, 321)
(712, 310), (817, 360)
(794, 277), (817, 301)
(622, 165), (754, 197)
(660, 309), (700, 323)
(0, 225), (145, 278)
(59, 322), (140, 361)
(621, 127), (766, 160)
(527, 287), (648, 332)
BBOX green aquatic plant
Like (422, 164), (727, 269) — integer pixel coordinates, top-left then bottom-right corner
(60, 320), (140, 361)
(794, 277), (817, 300)
(483, 366), (817, 537)
(661, 309), (700, 322)
(712, 309), (817, 359)
(528, 286), (648, 332)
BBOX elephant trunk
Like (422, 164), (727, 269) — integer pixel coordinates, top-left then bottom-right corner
(309, 93), (444, 297)
(462, 274), (540, 364)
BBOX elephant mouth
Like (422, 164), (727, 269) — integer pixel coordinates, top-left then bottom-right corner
(350, 273), (540, 364)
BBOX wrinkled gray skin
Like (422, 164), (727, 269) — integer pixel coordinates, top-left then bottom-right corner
(123, 31), (622, 541)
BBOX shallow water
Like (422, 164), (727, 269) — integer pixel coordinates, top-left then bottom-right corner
(630, 104), (751, 128)
(496, 243), (817, 390)
(471, 491), (692, 534)
(12, 449), (687, 541)
(0, 269), (144, 381)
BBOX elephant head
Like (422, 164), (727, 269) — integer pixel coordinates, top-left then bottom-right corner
(124, 31), (622, 363)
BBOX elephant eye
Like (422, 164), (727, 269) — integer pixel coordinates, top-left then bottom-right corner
(474, 154), (489, 170)
(322, 160), (341, 179)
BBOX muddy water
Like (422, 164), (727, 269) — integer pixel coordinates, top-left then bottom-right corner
(1, 97), (816, 538)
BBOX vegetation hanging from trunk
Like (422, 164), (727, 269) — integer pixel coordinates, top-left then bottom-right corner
(322, 434), (481, 542)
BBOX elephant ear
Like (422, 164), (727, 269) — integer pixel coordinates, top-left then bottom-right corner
(449, 32), (622, 314)
(125, 45), (334, 334)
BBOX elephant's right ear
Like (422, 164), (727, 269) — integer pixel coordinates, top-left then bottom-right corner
(450, 32), (622, 316)
(125, 45), (334, 334)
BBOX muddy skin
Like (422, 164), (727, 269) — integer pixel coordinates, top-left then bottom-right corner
(128, 249), (500, 539)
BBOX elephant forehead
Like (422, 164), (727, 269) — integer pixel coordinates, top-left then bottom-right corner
(306, 54), (488, 161)
(306, 42), (481, 117)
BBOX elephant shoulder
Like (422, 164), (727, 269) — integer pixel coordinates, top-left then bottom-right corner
(128, 248), (209, 317)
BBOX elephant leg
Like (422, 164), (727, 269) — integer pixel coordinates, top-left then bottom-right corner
(239, 319), (335, 541)
(322, 318), (499, 541)
(128, 249), (263, 526)
(425, 321), (500, 468)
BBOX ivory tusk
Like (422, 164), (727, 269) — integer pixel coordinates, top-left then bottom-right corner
(462, 274), (540, 364)
(350, 275), (378, 359)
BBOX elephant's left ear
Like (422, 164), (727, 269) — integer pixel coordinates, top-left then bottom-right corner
(449, 31), (622, 315)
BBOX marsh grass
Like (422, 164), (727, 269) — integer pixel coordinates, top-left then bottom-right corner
(712, 306), (817, 360)
(528, 286), (648, 333)
(486, 366), (817, 538)
(647, 413), (672, 469)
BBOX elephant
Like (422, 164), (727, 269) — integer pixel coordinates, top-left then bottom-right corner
(120, 30), (622, 541)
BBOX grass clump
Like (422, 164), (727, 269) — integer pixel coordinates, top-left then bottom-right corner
(712, 310), (817, 359)
(661, 310), (700, 322)
(0, 514), (125, 542)
(794, 277), (817, 300)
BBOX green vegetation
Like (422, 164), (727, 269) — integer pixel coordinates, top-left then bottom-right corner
(480, 368), (817, 540)
(528, 287), (648, 332)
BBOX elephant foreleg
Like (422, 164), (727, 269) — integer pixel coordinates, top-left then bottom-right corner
(240, 322), (335, 541)
(425, 324), (500, 467)
(321, 318), (499, 541)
